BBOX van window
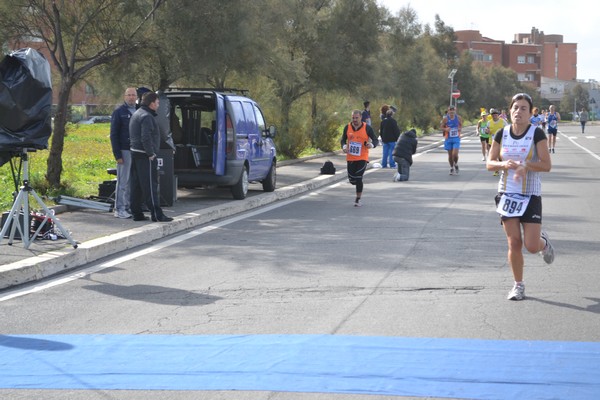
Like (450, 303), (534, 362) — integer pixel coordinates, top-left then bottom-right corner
(229, 101), (247, 136)
(253, 104), (266, 134)
(241, 102), (258, 135)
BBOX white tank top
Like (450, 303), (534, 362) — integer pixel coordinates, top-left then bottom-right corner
(497, 125), (542, 196)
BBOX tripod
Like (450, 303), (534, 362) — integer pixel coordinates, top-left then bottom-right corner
(0, 150), (77, 249)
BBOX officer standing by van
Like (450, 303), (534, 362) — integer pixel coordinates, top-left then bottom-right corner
(129, 92), (173, 222)
(341, 109), (378, 207)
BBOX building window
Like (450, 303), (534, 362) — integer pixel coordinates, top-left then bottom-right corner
(527, 55), (536, 64)
(470, 50), (482, 62)
(469, 50), (493, 63)
(517, 73), (536, 82)
(517, 55), (526, 64)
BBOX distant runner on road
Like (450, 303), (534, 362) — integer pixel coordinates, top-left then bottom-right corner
(440, 105), (463, 175)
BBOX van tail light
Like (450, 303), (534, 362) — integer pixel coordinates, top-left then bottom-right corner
(226, 114), (234, 154)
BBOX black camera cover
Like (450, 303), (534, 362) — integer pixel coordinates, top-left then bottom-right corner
(0, 48), (52, 165)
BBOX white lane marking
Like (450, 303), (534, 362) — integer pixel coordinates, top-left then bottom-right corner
(0, 184), (342, 302)
(560, 132), (600, 161)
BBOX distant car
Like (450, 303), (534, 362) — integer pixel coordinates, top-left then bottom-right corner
(78, 115), (111, 124)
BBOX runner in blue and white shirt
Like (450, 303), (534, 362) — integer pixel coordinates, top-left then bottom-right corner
(530, 107), (543, 127)
(440, 105), (463, 175)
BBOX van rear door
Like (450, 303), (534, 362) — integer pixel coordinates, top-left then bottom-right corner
(214, 93), (226, 176)
(240, 100), (270, 179)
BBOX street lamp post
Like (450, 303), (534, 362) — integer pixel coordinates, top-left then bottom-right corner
(448, 69), (457, 107)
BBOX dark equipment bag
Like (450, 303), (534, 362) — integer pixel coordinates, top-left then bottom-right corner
(320, 160), (336, 175)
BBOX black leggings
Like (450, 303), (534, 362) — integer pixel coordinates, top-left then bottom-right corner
(347, 160), (367, 193)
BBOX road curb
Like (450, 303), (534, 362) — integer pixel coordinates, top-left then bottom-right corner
(0, 172), (345, 290)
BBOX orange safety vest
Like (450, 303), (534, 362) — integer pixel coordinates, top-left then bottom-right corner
(345, 122), (370, 161)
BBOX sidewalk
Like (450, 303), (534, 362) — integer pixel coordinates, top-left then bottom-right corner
(0, 134), (445, 290)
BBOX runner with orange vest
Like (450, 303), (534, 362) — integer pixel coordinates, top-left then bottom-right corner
(341, 109), (379, 207)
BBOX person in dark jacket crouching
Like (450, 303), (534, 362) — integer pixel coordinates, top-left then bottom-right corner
(392, 129), (418, 181)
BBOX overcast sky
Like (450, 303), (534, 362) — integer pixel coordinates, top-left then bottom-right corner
(379, 0), (599, 82)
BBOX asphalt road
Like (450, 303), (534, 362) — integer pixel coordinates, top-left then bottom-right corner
(1, 124), (599, 399)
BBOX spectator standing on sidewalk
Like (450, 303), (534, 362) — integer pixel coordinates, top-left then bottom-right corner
(546, 105), (560, 153)
(109, 87), (138, 219)
(379, 107), (400, 168)
(440, 105), (463, 175)
(361, 101), (372, 126)
(377, 104), (389, 144)
(379, 104), (389, 121)
(129, 91), (173, 222)
(486, 92), (555, 301)
(392, 129), (417, 182)
(341, 109), (378, 207)
(579, 108), (589, 133)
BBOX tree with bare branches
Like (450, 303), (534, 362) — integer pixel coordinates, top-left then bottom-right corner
(0, 0), (163, 188)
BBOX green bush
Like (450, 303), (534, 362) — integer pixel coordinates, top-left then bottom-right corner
(312, 111), (344, 152)
(276, 124), (310, 159)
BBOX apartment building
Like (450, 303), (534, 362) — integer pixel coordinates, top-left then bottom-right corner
(454, 27), (577, 99)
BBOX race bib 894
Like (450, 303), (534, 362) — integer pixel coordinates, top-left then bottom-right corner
(496, 193), (530, 217)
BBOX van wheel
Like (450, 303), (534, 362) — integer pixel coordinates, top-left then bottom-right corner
(262, 163), (276, 192)
(231, 166), (249, 199)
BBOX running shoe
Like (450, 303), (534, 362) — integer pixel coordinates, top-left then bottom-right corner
(493, 171), (499, 176)
(454, 164), (459, 174)
(507, 283), (525, 301)
(354, 199), (362, 207)
(449, 168), (455, 175)
(540, 230), (555, 264)
(482, 156), (486, 161)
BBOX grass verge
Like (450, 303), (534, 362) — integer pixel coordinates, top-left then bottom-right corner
(0, 123), (114, 211)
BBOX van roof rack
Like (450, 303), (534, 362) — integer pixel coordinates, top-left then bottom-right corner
(165, 87), (249, 95)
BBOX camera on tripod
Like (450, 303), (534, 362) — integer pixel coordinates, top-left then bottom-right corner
(0, 48), (77, 249)
(0, 48), (52, 165)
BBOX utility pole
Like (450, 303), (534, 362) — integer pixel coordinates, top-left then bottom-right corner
(448, 69), (457, 108)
